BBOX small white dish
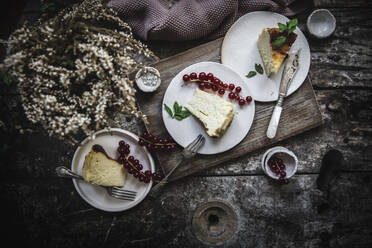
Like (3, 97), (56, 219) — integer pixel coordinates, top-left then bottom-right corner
(261, 146), (298, 180)
(135, 67), (161, 92)
(307, 9), (336, 39)
(162, 62), (255, 155)
(221, 11), (311, 102)
(71, 128), (155, 212)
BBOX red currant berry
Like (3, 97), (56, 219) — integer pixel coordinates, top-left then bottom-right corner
(128, 156), (134, 162)
(124, 148), (130, 155)
(133, 171), (140, 178)
(124, 162), (131, 169)
(239, 99), (245, 106)
(222, 83), (228, 89)
(228, 84), (235, 91)
(228, 92), (236, 99)
(235, 86), (242, 93)
(146, 143), (152, 150)
(280, 170), (286, 178)
(212, 85), (218, 91)
(190, 72), (197, 80)
(152, 173), (162, 181)
(139, 174), (145, 182)
(144, 170), (152, 177)
(235, 96), (241, 102)
(117, 155), (125, 164)
(138, 139), (145, 146)
(117, 146), (125, 154)
(152, 137), (159, 143)
(213, 77), (220, 85)
(199, 82), (205, 90)
(207, 73), (214, 81)
(246, 96), (252, 102)
(218, 88), (225, 95)
(183, 74), (190, 81)
(119, 140), (125, 147)
(205, 83), (212, 89)
(136, 163), (143, 170)
(199, 72), (206, 80)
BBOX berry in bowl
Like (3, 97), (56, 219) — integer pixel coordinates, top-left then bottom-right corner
(262, 146), (298, 184)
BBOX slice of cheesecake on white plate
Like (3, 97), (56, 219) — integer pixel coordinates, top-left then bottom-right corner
(82, 144), (126, 187)
(184, 88), (234, 138)
(257, 28), (297, 77)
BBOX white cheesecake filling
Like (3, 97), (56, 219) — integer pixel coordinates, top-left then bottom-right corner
(257, 28), (275, 77)
(185, 89), (234, 137)
(83, 150), (126, 187)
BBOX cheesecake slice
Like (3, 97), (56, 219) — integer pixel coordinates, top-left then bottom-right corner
(82, 144), (126, 187)
(184, 88), (234, 137)
(257, 28), (297, 76)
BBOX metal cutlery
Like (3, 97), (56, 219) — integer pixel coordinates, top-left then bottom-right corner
(148, 134), (205, 198)
(266, 49), (300, 139)
(56, 166), (137, 201)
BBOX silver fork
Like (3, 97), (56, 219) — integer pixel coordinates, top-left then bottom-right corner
(56, 166), (137, 201)
(149, 134), (205, 198)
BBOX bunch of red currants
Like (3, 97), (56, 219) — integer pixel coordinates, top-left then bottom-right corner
(182, 72), (252, 106)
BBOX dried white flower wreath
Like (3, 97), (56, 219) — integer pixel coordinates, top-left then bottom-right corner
(0, 0), (158, 144)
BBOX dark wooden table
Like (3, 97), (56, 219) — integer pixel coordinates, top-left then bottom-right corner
(1, 0), (371, 247)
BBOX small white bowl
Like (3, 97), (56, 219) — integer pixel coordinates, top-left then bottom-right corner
(135, 67), (161, 92)
(307, 9), (336, 39)
(261, 146), (298, 180)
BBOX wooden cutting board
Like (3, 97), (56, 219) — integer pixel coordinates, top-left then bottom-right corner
(136, 37), (322, 181)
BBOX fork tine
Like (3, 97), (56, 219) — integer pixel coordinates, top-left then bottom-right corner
(112, 187), (137, 194)
(111, 188), (137, 197)
(111, 192), (136, 200)
(186, 134), (202, 150)
(190, 136), (205, 153)
(110, 194), (135, 201)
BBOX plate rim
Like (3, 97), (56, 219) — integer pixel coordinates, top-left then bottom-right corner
(161, 61), (255, 155)
(71, 128), (155, 212)
(221, 11), (311, 102)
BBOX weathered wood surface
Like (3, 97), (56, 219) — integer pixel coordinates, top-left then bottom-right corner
(0, 0), (372, 247)
(138, 38), (323, 181)
(1, 173), (372, 247)
(1, 89), (370, 180)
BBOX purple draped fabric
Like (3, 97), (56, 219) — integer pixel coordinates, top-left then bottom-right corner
(109, 0), (310, 41)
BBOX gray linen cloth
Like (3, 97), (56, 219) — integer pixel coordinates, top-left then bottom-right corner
(109, 0), (310, 41)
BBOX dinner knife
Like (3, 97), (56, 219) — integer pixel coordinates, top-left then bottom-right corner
(266, 50), (300, 139)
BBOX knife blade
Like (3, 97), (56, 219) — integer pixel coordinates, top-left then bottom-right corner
(266, 50), (300, 139)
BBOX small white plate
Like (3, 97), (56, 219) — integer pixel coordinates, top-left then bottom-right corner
(221, 11), (311, 102)
(71, 128), (155, 212)
(162, 62), (255, 155)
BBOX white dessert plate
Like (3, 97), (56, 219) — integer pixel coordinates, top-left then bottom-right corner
(71, 128), (155, 212)
(162, 62), (255, 155)
(221, 11), (311, 102)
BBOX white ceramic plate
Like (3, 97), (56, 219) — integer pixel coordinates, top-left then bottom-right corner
(221, 11), (311, 102)
(162, 62), (255, 155)
(71, 128), (155, 212)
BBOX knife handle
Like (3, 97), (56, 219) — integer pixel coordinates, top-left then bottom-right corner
(266, 105), (282, 139)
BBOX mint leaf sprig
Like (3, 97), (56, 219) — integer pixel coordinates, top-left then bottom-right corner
(164, 101), (191, 120)
(273, 18), (298, 49)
